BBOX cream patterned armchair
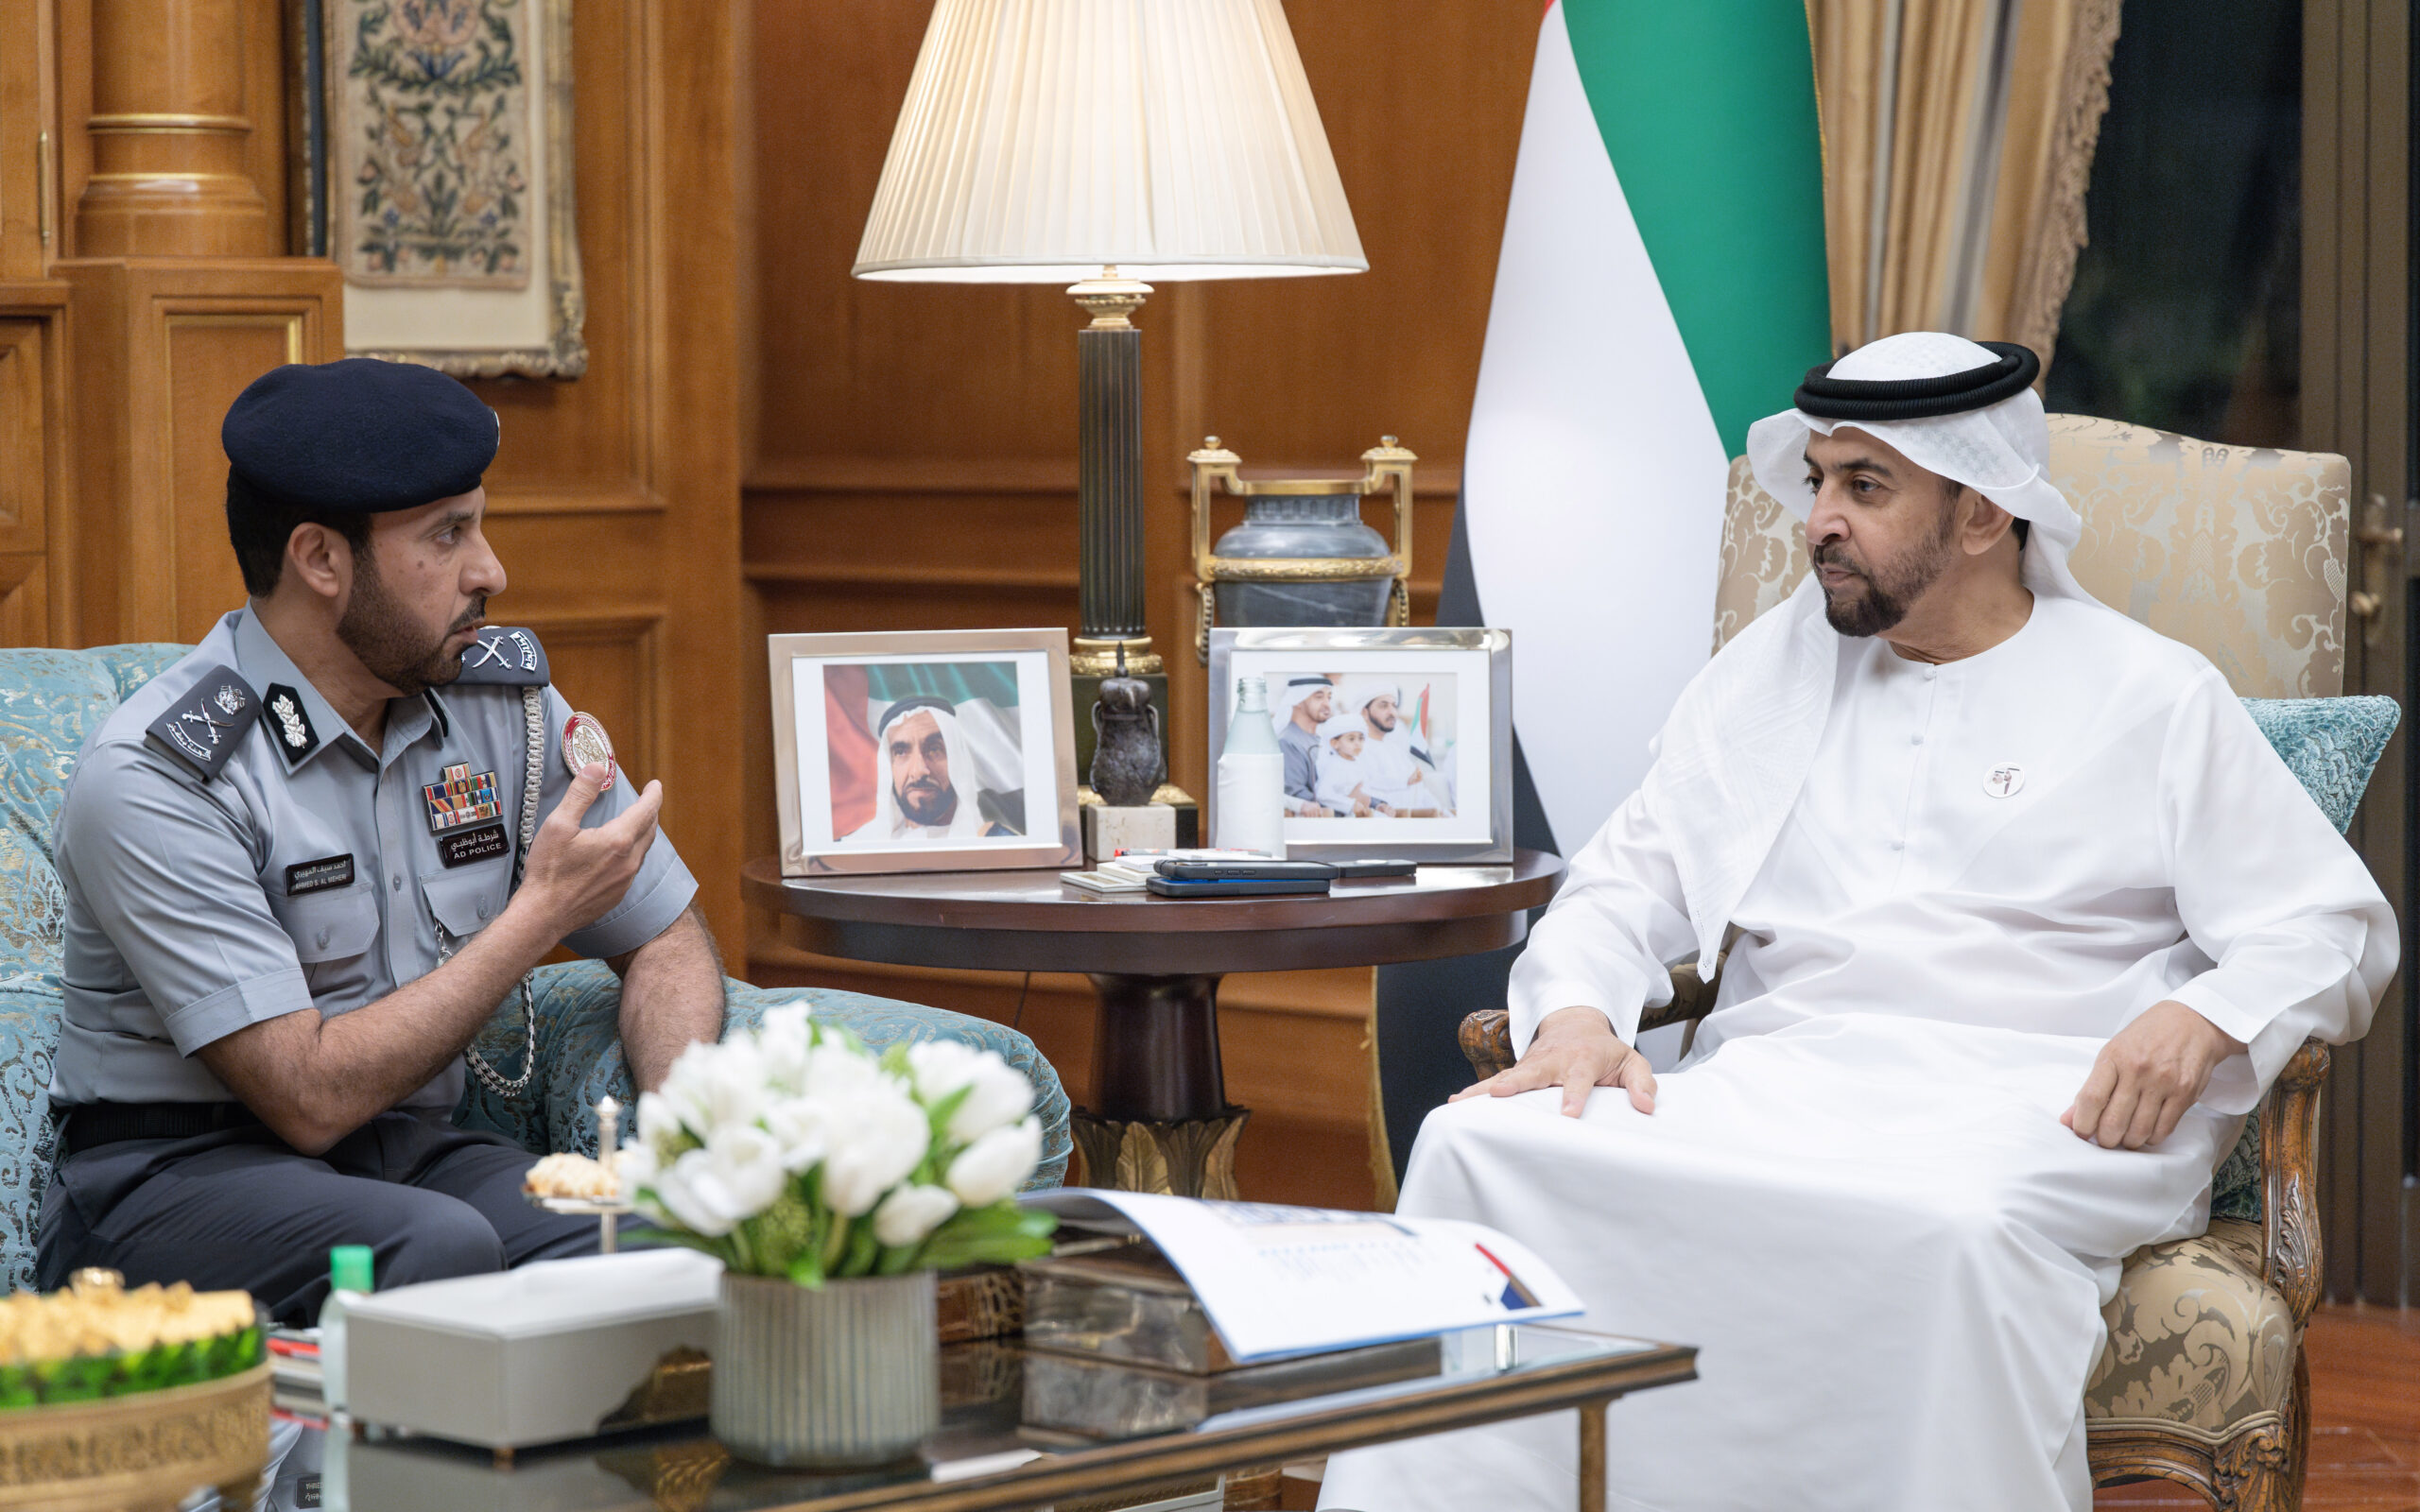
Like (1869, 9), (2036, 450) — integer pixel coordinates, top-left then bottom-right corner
(1462, 416), (2393, 1512)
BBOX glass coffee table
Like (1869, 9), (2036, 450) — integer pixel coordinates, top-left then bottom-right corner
(331, 1322), (1694, 1512)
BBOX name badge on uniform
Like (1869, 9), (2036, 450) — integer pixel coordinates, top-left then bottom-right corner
(424, 763), (503, 833)
(439, 824), (510, 868)
(285, 854), (354, 896)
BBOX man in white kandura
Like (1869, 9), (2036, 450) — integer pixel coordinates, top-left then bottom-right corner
(1314, 712), (1383, 817)
(1352, 682), (1451, 816)
(843, 696), (1017, 842)
(1275, 676), (1340, 817)
(1319, 332), (2394, 1512)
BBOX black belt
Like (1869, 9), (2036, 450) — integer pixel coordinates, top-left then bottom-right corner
(59, 1102), (266, 1158)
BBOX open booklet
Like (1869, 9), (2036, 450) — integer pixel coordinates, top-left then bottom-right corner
(1023, 1189), (1582, 1365)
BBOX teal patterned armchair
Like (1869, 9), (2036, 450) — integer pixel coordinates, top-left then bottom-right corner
(0, 644), (1070, 1292)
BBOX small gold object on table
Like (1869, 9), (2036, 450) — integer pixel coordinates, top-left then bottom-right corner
(0, 1269), (271, 1511)
(524, 1095), (635, 1253)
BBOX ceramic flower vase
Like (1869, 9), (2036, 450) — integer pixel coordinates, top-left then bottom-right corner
(712, 1270), (939, 1469)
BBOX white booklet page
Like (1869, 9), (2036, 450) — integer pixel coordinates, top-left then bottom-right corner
(1025, 1190), (1582, 1364)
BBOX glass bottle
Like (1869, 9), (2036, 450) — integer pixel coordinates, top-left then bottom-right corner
(1216, 677), (1288, 857)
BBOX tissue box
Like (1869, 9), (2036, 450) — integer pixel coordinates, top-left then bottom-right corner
(344, 1249), (721, 1449)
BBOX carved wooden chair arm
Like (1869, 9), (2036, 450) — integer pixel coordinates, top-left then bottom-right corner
(1459, 1009), (1516, 1080)
(1457, 956), (1726, 1081)
(2259, 1038), (2328, 1327)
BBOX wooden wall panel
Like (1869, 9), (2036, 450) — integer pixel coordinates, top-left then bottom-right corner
(440, 0), (746, 946)
(471, 0), (654, 515)
(0, 554), (48, 645)
(0, 286), (72, 645)
(0, 0), (49, 279)
(164, 311), (299, 642)
(0, 319), (48, 550)
(58, 260), (337, 644)
(526, 613), (664, 782)
(744, 0), (1533, 1209)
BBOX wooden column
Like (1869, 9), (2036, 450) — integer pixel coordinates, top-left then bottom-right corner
(41, 0), (337, 648)
(74, 0), (274, 258)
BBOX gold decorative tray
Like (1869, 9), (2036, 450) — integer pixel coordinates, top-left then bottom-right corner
(0, 1359), (271, 1511)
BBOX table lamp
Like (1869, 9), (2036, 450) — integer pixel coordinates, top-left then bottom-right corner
(853, 0), (1366, 731)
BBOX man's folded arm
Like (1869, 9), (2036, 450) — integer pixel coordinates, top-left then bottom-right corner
(1507, 785), (1697, 1056)
(2161, 672), (2398, 1112)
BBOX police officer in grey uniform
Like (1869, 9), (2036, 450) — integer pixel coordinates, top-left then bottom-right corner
(37, 359), (730, 1321)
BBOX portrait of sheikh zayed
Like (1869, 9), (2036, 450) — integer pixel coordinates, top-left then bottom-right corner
(824, 662), (1028, 844)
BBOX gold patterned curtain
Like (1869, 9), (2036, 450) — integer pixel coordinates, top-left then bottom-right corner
(1810, 0), (2124, 360)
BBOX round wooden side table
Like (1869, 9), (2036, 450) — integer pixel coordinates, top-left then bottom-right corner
(743, 852), (1564, 1198)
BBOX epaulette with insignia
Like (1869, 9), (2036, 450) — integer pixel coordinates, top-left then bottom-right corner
(452, 626), (549, 686)
(145, 666), (261, 781)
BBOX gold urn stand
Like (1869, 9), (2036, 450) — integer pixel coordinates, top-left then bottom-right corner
(0, 1361), (272, 1511)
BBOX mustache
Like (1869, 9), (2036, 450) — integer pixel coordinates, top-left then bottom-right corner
(1809, 542), (1865, 577)
(450, 596), (489, 633)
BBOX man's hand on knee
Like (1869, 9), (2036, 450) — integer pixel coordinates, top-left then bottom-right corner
(1451, 1005), (1655, 1119)
(2062, 999), (2243, 1150)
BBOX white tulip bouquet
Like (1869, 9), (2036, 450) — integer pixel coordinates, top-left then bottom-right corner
(618, 1005), (1057, 1284)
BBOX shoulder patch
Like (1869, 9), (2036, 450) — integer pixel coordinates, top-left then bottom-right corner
(144, 665), (261, 781)
(452, 626), (549, 686)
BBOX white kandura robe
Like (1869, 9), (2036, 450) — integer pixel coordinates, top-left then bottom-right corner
(1359, 724), (1450, 814)
(1321, 596), (2393, 1512)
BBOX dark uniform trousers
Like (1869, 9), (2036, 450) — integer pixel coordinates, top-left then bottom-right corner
(36, 1109), (616, 1323)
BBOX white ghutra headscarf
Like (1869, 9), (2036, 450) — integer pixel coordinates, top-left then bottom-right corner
(847, 697), (989, 842)
(1645, 332), (2116, 969)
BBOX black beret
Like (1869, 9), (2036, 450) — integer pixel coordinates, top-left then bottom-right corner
(222, 358), (499, 514)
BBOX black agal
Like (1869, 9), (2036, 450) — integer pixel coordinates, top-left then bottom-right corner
(1794, 342), (2042, 422)
(451, 627), (549, 686)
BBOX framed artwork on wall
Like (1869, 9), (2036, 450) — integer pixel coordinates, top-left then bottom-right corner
(289, 0), (588, 377)
(1206, 627), (1513, 864)
(769, 628), (1082, 877)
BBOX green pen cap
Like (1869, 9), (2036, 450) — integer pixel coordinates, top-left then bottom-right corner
(329, 1245), (374, 1294)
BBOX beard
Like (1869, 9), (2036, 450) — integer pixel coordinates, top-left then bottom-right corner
(1812, 500), (1962, 637)
(1366, 709), (1397, 733)
(337, 555), (484, 696)
(897, 779), (956, 826)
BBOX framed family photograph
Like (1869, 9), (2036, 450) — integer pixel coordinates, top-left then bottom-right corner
(769, 629), (1082, 877)
(1207, 627), (1513, 864)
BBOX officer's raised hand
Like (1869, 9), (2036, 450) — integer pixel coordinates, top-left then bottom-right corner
(515, 762), (666, 939)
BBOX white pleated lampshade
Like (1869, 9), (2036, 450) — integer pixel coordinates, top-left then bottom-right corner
(854, 0), (1367, 284)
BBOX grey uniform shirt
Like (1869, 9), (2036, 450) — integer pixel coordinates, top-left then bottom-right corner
(49, 609), (698, 1108)
(1278, 720), (1321, 808)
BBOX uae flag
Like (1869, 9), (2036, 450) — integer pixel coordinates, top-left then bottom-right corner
(1375, 0), (1833, 1180)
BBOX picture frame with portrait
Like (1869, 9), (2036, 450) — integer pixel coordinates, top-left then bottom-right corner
(769, 629), (1082, 877)
(1206, 627), (1513, 864)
